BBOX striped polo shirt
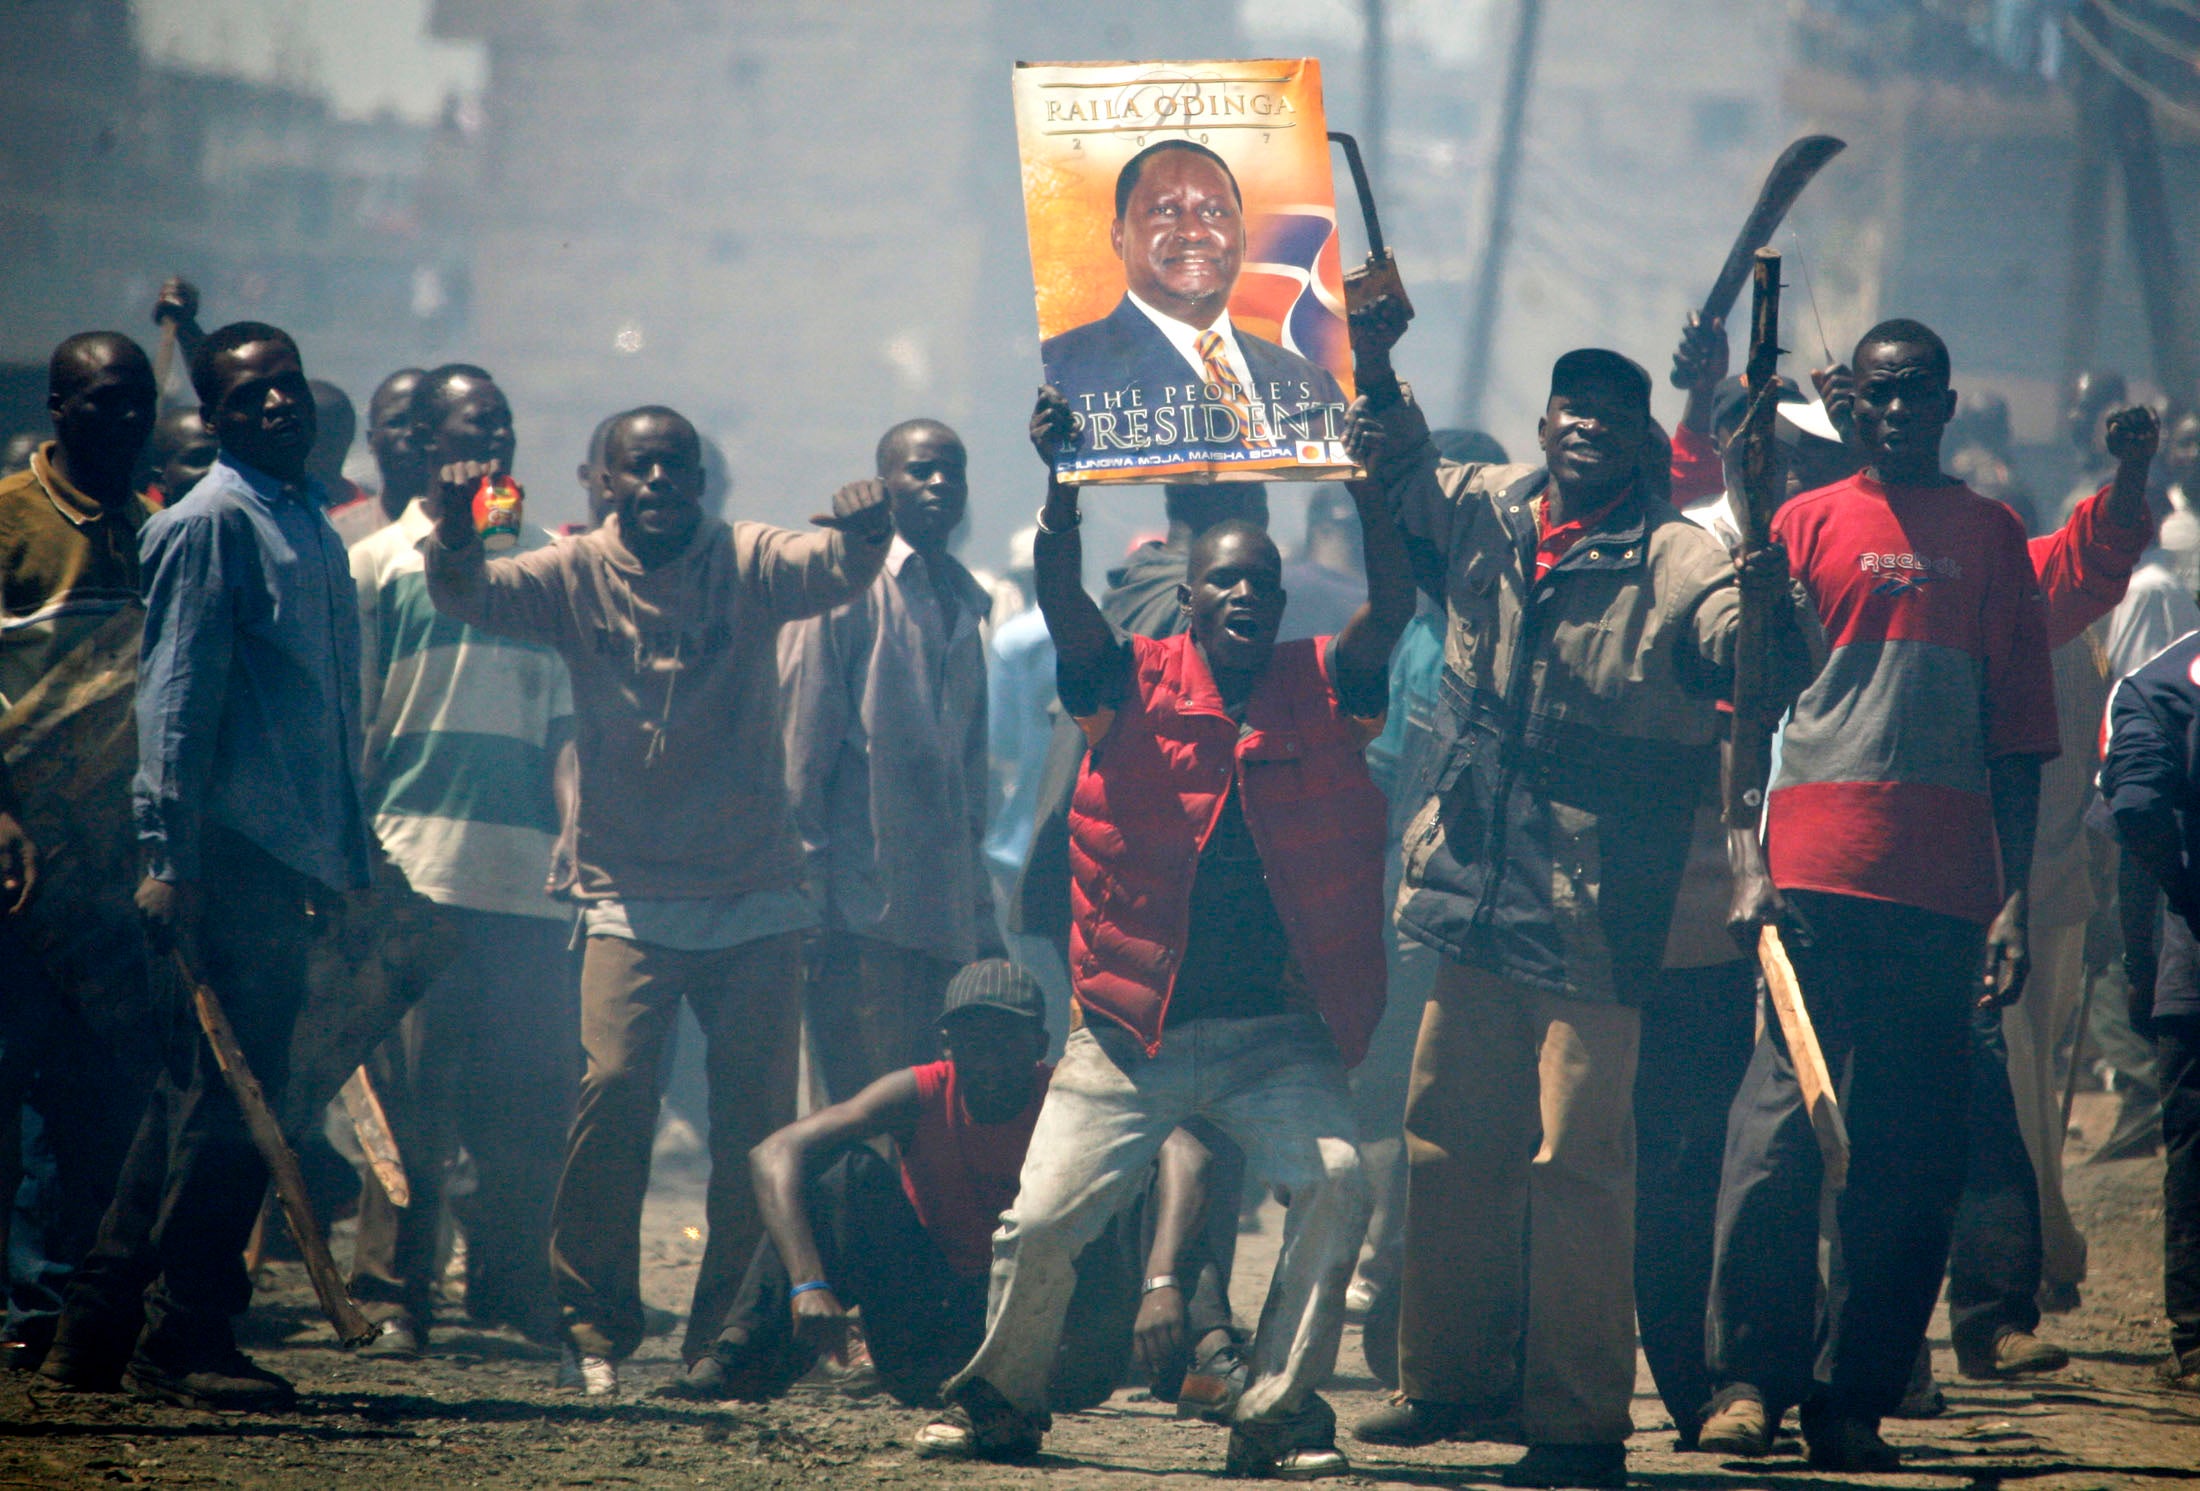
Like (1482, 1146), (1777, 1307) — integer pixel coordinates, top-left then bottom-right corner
(352, 502), (572, 919)
(1768, 473), (2059, 925)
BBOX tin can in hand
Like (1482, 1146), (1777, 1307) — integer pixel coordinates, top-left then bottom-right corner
(472, 474), (524, 551)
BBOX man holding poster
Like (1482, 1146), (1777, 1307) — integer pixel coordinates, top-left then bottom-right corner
(1014, 61), (1357, 484)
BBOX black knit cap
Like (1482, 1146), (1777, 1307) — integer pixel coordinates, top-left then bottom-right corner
(1549, 348), (1652, 411)
(938, 958), (1046, 1029)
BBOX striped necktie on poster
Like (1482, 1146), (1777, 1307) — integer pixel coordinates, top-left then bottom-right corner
(1195, 330), (1259, 447)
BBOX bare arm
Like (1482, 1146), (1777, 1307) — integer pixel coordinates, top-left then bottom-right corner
(1982, 753), (2042, 1008)
(1672, 312), (1728, 435)
(2102, 404), (2160, 531)
(1029, 388), (1128, 718)
(1133, 1127), (1213, 1376)
(749, 1067), (922, 1349)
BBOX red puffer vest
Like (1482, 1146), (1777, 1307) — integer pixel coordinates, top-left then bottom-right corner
(1066, 632), (1388, 1065)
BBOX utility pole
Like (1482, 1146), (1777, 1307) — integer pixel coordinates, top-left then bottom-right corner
(1458, 0), (1542, 428)
(1362, 0), (1389, 195)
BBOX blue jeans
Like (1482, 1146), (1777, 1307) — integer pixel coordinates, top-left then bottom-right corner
(943, 1012), (1367, 1426)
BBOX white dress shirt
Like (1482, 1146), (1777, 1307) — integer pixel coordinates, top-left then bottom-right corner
(1127, 291), (1256, 395)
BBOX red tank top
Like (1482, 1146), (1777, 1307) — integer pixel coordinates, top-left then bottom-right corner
(899, 1059), (1051, 1278)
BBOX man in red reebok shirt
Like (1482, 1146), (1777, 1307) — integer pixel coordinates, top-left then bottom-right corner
(1703, 319), (2058, 1471)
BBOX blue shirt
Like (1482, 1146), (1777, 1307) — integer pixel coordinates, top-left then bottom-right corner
(133, 456), (371, 891)
(983, 604), (1056, 882)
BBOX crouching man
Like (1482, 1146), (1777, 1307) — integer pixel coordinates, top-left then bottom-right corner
(914, 388), (1415, 1478)
(664, 959), (1212, 1407)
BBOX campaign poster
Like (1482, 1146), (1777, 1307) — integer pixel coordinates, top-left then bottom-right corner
(1012, 59), (1358, 485)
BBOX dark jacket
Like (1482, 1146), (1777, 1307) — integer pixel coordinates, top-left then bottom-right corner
(1042, 296), (1345, 463)
(1372, 392), (1814, 1003)
(2101, 628), (2200, 1021)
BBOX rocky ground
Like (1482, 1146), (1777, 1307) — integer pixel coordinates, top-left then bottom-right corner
(3, 1096), (2197, 1488)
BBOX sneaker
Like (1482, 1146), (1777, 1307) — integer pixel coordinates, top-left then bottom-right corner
(1353, 1393), (1519, 1446)
(1956, 1327), (2070, 1380)
(1801, 1407), (1899, 1472)
(1225, 1395), (1348, 1480)
(1696, 1387), (1772, 1457)
(123, 1351), (296, 1413)
(557, 1344), (616, 1397)
(813, 1323), (883, 1397)
(1176, 1336), (1249, 1423)
(914, 1378), (1047, 1461)
(1501, 1443), (1627, 1489)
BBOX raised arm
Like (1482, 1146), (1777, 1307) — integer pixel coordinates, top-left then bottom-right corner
(745, 480), (893, 624)
(419, 458), (576, 646)
(1330, 405), (1418, 716)
(2030, 404), (2158, 646)
(1029, 388), (1125, 713)
(748, 1067), (922, 1354)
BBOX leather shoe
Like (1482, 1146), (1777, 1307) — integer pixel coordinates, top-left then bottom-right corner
(1957, 1327), (2069, 1380)
(1501, 1443), (1626, 1488)
(123, 1351), (296, 1413)
(1696, 1388), (1772, 1457)
(1353, 1393), (1519, 1446)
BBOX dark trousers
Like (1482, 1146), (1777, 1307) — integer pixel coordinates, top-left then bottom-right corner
(1946, 1004), (2045, 1357)
(2160, 1015), (2200, 1367)
(54, 830), (319, 1369)
(1707, 891), (1979, 1424)
(806, 932), (958, 1103)
(1635, 959), (1754, 1439)
(553, 931), (802, 1363)
(0, 930), (156, 1355)
(710, 1146), (1138, 1408)
(350, 907), (579, 1339)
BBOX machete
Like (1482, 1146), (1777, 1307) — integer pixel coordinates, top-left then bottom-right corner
(1328, 130), (1410, 410)
(1674, 134), (1844, 386)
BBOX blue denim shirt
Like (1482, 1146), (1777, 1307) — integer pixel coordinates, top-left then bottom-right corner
(132, 456), (371, 891)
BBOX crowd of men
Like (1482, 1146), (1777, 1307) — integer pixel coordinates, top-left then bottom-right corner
(3, 171), (2200, 1484)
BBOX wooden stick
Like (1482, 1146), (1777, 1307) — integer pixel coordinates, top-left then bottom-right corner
(173, 951), (378, 1347)
(1758, 925), (1850, 1194)
(340, 1066), (410, 1208)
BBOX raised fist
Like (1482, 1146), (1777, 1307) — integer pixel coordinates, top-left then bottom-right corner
(1030, 386), (1080, 467)
(153, 276), (201, 328)
(426, 458), (500, 539)
(2105, 404), (2161, 468)
(1348, 295), (1410, 362)
(813, 478), (891, 537)
(1671, 312), (1728, 393)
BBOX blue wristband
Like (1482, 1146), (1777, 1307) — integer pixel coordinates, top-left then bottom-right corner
(790, 1280), (831, 1301)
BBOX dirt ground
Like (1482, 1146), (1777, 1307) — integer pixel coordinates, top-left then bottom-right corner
(5, 1095), (2198, 1489)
